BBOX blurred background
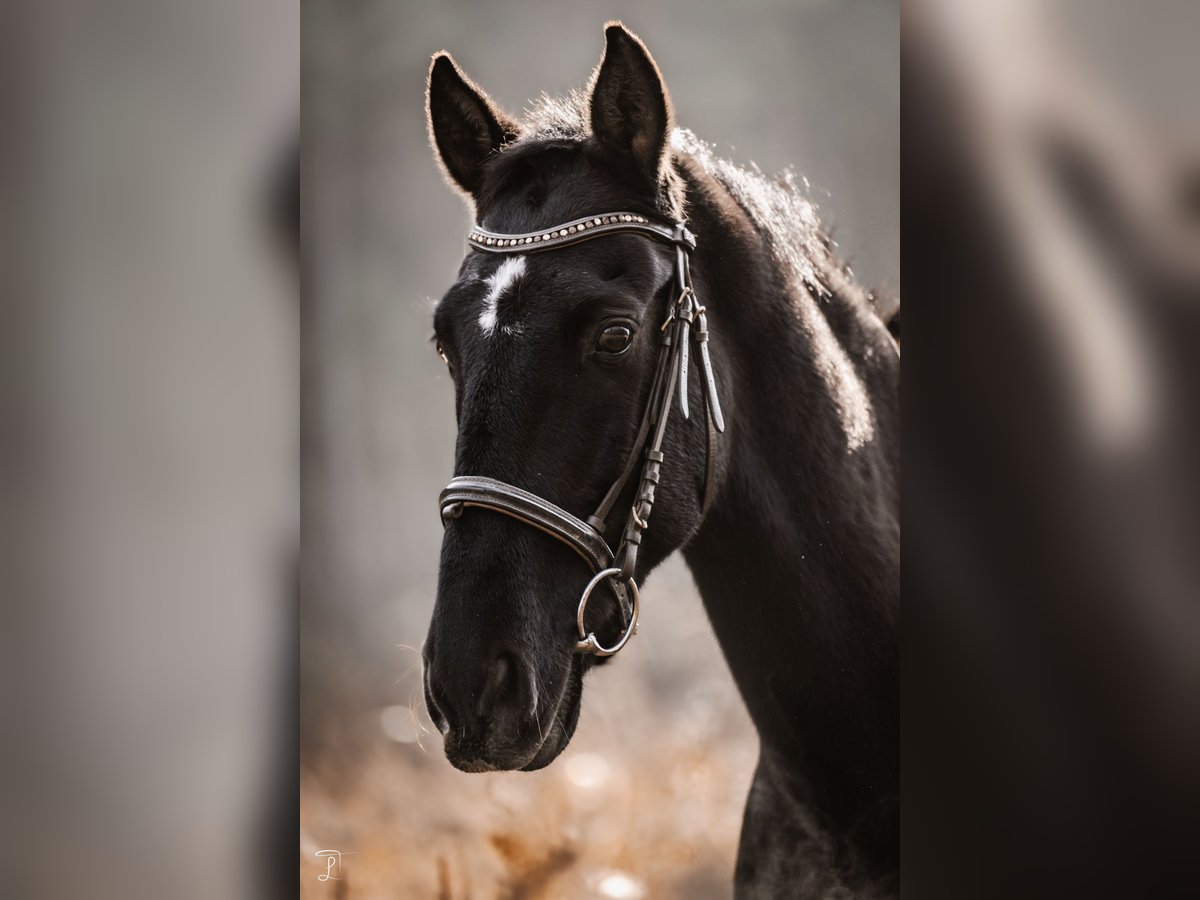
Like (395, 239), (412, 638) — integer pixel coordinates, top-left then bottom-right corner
(301, 1), (896, 897)
(904, 1), (1200, 896)
(4, 2), (297, 899)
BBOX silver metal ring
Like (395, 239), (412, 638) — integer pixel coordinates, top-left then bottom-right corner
(574, 567), (640, 657)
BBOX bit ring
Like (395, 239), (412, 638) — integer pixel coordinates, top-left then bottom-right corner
(574, 567), (640, 657)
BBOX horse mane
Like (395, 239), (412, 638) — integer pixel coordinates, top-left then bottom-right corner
(516, 92), (899, 332)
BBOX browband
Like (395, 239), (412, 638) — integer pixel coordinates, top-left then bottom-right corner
(468, 212), (695, 254)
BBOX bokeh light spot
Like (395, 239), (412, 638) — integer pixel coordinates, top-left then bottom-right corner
(564, 752), (611, 789)
(379, 705), (419, 743)
(597, 870), (644, 899)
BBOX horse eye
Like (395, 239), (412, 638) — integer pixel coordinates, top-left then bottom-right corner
(596, 324), (634, 355)
(435, 340), (449, 366)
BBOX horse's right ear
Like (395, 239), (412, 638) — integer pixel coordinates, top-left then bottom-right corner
(426, 53), (519, 198)
(588, 23), (673, 187)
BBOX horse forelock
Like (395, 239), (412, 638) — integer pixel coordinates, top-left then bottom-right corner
(507, 91), (685, 221)
(519, 90), (590, 141)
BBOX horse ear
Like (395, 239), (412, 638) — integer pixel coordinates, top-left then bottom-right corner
(588, 22), (673, 185)
(426, 52), (519, 198)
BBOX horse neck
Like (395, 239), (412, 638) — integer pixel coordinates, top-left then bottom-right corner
(678, 162), (900, 780)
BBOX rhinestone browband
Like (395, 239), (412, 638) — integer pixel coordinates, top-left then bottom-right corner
(467, 212), (695, 254)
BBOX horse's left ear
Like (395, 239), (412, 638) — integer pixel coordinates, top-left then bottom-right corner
(589, 23), (673, 185)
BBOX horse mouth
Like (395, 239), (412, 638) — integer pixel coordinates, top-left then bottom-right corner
(435, 655), (584, 773)
(520, 672), (584, 771)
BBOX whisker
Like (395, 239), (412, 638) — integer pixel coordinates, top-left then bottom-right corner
(395, 642), (424, 684)
(395, 659), (421, 685)
(409, 689), (429, 754)
(411, 690), (433, 736)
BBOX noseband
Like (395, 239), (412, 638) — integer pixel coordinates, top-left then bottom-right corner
(438, 212), (725, 657)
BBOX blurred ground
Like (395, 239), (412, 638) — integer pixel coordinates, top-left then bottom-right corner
(300, 1), (895, 896)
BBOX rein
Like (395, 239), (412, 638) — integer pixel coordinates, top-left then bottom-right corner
(438, 212), (725, 657)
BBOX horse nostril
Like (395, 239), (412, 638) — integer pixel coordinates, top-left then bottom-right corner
(426, 648), (534, 737)
(492, 653), (512, 692)
(477, 651), (524, 718)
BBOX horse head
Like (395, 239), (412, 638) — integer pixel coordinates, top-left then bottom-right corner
(421, 23), (719, 772)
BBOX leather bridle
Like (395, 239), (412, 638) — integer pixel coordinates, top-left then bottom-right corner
(438, 211), (725, 657)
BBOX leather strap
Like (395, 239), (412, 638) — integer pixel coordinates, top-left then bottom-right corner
(440, 476), (615, 574)
(587, 321), (672, 530)
(439, 475), (631, 621)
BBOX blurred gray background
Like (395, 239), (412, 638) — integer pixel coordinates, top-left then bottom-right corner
(302, 1), (896, 895)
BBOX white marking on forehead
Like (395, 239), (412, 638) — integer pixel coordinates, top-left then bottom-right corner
(478, 256), (526, 336)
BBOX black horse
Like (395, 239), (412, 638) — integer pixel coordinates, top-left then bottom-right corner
(422, 23), (899, 898)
